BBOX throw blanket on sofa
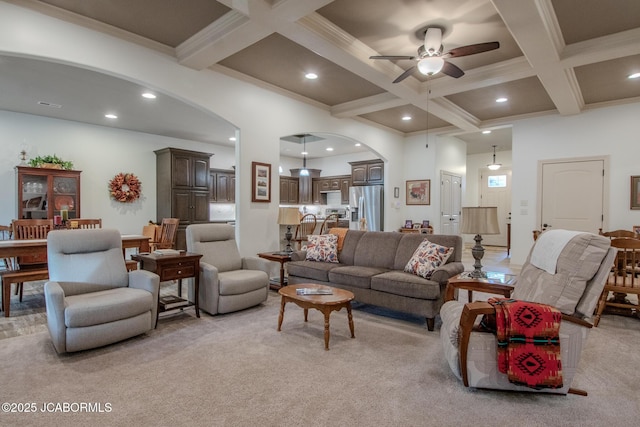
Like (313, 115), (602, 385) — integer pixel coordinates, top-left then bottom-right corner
(482, 297), (563, 390)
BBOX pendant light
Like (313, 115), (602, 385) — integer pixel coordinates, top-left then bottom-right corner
(487, 145), (501, 170)
(299, 134), (309, 176)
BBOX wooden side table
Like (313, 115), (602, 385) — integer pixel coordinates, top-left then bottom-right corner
(131, 252), (202, 319)
(445, 271), (517, 303)
(258, 252), (292, 290)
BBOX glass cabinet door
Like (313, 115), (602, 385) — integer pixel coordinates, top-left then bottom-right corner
(52, 176), (78, 219)
(20, 173), (48, 219)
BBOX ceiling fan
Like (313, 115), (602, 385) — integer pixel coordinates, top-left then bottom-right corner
(370, 27), (499, 83)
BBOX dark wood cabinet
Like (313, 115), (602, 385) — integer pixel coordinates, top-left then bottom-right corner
(279, 177), (299, 204)
(209, 169), (235, 203)
(350, 160), (384, 186)
(156, 148), (212, 250)
(16, 166), (81, 220)
(340, 177), (351, 204)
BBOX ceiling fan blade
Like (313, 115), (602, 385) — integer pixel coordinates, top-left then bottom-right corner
(441, 61), (464, 78)
(393, 66), (416, 83)
(370, 55), (416, 60)
(444, 41), (499, 58)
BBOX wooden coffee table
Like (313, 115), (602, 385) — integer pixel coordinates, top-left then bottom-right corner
(277, 284), (355, 350)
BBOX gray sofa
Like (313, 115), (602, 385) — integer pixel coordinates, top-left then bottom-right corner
(287, 230), (464, 330)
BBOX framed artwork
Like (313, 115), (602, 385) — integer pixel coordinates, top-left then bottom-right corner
(404, 220), (413, 229)
(406, 179), (430, 205)
(633, 225), (640, 236)
(422, 220), (430, 228)
(412, 223), (421, 230)
(631, 176), (640, 210)
(251, 161), (271, 203)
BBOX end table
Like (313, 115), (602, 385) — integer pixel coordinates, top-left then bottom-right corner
(445, 271), (517, 303)
(258, 252), (292, 290)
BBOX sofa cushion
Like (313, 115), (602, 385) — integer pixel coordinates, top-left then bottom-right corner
(404, 239), (454, 279)
(338, 230), (366, 265)
(371, 270), (441, 299)
(305, 234), (339, 263)
(287, 260), (342, 282)
(65, 287), (153, 328)
(353, 231), (403, 269)
(328, 265), (389, 289)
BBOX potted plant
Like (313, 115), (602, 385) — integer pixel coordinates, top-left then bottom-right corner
(28, 154), (74, 170)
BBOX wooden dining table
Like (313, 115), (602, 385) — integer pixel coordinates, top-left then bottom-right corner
(0, 234), (150, 317)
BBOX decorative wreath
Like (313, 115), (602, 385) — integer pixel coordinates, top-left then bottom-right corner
(109, 172), (142, 203)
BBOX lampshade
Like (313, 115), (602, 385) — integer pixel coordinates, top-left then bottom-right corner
(460, 207), (500, 235)
(277, 207), (301, 225)
(417, 57), (444, 76)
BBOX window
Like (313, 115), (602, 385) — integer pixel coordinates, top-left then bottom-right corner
(488, 175), (506, 188)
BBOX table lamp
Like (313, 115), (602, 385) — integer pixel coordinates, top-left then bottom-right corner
(460, 206), (500, 278)
(277, 207), (301, 253)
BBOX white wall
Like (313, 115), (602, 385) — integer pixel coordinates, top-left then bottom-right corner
(510, 102), (640, 265)
(0, 110), (232, 234)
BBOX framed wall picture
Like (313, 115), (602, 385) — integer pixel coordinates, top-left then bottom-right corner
(404, 220), (413, 229)
(412, 223), (421, 230)
(631, 176), (640, 210)
(633, 225), (640, 236)
(406, 179), (430, 205)
(251, 161), (271, 203)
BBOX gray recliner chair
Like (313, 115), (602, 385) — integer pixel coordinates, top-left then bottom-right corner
(44, 229), (160, 353)
(186, 224), (269, 315)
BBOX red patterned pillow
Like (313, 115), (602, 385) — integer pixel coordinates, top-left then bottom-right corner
(404, 239), (454, 279)
(305, 234), (339, 263)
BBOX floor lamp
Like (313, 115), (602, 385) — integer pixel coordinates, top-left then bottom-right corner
(460, 206), (500, 278)
(277, 207), (301, 253)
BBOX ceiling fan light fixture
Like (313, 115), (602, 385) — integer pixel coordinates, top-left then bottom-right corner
(423, 27), (442, 53)
(417, 57), (444, 76)
(487, 145), (501, 170)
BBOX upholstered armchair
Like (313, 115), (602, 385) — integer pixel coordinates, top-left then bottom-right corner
(44, 229), (160, 353)
(440, 230), (615, 395)
(186, 224), (270, 315)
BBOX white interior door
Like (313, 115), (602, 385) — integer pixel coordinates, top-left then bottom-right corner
(540, 158), (605, 232)
(440, 171), (461, 234)
(480, 168), (511, 246)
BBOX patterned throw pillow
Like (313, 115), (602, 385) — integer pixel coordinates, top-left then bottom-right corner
(305, 234), (339, 263)
(404, 239), (454, 279)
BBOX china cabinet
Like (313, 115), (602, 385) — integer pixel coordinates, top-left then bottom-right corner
(16, 166), (81, 220)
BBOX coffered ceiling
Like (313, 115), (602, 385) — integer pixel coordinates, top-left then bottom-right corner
(3, 0), (640, 157)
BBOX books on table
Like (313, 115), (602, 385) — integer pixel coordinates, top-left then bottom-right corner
(153, 249), (181, 255)
(296, 288), (333, 295)
(159, 295), (189, 310)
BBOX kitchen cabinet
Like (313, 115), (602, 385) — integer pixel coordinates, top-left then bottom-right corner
(16, 166), (81, 220)
(279, 177), (299, 204)
(156, 148), (212, 250)
(350, 160), (384, 185)
(210, 169), (235, 203)
(340, 177), (351, 204)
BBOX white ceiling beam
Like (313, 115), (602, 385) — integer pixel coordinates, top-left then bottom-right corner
(491, 0), (583, 115)
(177, 0), (334, 69)
(331, 93), (407, 118)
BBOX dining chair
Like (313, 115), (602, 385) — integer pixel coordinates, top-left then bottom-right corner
(293, 214), (316, 250)
(598, 228), (638, 239)
(74, 218), (102, 229)
(10, 219), (54, 302)
(319, 213), (340, 235)
(150, 218), (179, 251)
(0, 224), (12, 271)
(594, 237), (640, 327)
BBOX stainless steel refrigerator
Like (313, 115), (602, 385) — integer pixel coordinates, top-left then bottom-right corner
(349, 185), (384, 231)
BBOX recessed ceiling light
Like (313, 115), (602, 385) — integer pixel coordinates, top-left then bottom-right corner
(496, 97), (508, 103)
(142, 92), (156, 99)
(305, 72), (318, 80)
(629, 72), (640, 79)
(229, 137), (236, 141)
(355, 143), (361, 147)
(105, 113), (118, 119)
(37, 101), (62, 108)
(482, 130), (492, 134)
(402, 115), (412, 121)
(326, 147), (334, 151)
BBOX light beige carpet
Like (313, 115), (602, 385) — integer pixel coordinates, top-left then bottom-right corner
(2, 292), (639, 427)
